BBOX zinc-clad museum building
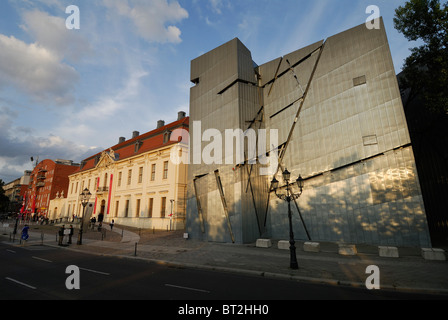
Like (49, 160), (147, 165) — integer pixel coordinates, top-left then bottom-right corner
(185, 19), (432, 247)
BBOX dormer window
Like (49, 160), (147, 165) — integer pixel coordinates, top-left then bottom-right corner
(163, 131), (172, 144)
(134, 140), (143, 153)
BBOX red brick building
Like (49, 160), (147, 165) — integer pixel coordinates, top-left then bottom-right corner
(23, 159), (79, 219)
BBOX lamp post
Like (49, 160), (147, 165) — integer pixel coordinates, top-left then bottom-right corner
(77, 188), (92, 245)
(271, 169), (304, 270)
(170, 199), (175, 231)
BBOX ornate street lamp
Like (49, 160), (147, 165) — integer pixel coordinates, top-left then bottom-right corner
(271, 169), (304, 270)
(77, 188), (92, 245)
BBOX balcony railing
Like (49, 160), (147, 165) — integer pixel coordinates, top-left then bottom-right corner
(96, 187), (109, 193)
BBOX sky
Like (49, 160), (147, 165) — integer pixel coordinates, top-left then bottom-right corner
(0, 0), (418, 183)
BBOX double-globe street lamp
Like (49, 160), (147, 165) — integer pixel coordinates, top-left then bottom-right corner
(77, 188), (92, 245)
(271, 169), (304, 270)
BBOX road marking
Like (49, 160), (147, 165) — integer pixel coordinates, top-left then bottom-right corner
(6, 249), (16, 254)
(79, 267), (110, 276)
(5, 277), (36, 290)
(165, 284), (210, 293)
(32, 256), (52, 263)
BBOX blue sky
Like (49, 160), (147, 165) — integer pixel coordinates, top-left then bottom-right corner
(0, 0), (416, 182)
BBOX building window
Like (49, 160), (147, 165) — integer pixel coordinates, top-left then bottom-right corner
(125, 200), (129, 217)
(163, 131), (172, 144)
(138, 167), (143, 183)
(161, 197), (166, 218)
(118, 172), (122, 187)
(353, 75), (367, 87)
(136, 199), (141, 217)
(127, 169), (132, 185)
(151, 164), (156, 181)
(134, 140), (143, 153)
(148, 198), (153, 218)
(163, 161), (169, 179)
(115, 201), (119, 218)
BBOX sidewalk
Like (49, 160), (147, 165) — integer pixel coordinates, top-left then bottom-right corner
(2, 223), (447, 296)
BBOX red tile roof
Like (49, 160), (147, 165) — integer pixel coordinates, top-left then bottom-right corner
(73, 117), (189, 174)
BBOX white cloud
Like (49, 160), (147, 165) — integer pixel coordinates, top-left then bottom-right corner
(102, 0), (189, 44)
(77, 68), (148, 120)
(0, 9), (92, 106)
(209, 0), (223, 14)
(0, 34), (78, 105)
(0, 105), (92, 182)
(21, 10), (91, 62)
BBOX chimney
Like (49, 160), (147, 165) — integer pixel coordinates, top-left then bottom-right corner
(132, 131), (140, 139)
(178, 111), (186, 120)
(119, 137), (126, 144)
(157, 120), (165, 129)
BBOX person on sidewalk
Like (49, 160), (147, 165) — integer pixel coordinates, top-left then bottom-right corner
(110, 219), (115, 231)
(58, 225), (65, 246)
(21, 224), (29, 244)
(90, 216), (96, 230)
(67, 225), (74, 245)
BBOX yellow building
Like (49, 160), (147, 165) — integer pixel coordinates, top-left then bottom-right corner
(63, 113), (189, 230)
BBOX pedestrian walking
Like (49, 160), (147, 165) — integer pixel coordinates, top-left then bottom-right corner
(90, 217), (96, 230)
(58, 225), (65, 246)
(21, 224), (29, 244)
(67, 225), (74, 244)
(110, 219), (115, 231)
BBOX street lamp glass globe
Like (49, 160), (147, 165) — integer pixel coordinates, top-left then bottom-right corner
(282, 169), (291, 182)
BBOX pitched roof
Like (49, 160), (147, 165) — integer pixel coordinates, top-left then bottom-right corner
(73, 117), (189, 174)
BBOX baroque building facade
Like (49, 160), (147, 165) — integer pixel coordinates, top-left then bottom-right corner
(25, 159), (79, 219)
(61, 113), (189, 230)
(186, 19), (432, 247)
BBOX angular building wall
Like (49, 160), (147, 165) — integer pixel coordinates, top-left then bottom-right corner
(187, 39), (269, 243)
(186, 19), (432, 247)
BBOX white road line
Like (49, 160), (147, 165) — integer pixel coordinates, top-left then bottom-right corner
(6, 249), (16, 253)
(79, 267), (110, 276)
(5, 277), (36, 290)
(32, 256), (52, 263)
(165, 284), (210, 293)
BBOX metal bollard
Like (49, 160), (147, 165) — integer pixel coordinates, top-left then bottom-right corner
(134, 242), (138, 256)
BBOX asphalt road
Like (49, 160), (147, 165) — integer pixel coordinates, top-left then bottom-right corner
(0, 242), (445, 307)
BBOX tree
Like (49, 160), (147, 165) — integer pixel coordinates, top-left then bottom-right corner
(394, 0), (448, 114)
(0, 179), (10, 213)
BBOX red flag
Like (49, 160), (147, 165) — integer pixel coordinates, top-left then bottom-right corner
(20, 195), (26, 214)
(31, 195), (36, 213)
(106, 174), (113, 215)
(93, 177), (99, 215)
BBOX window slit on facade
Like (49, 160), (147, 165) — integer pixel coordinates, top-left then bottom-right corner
(353, 75), (367, 87)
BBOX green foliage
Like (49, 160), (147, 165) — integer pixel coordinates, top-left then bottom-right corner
(394, 0), (448, 114)
(0, 179), (10, 212)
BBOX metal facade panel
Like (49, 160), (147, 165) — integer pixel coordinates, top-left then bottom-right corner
(186, 20), (431, 246)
